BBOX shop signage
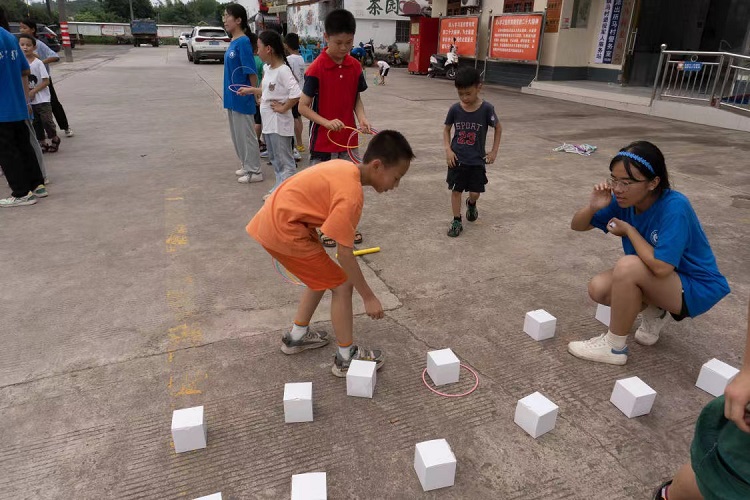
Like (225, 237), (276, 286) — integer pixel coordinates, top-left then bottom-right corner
(438, 16), (480, 56)
(489, 14), (544, 62)
(679, 61), (703, 71)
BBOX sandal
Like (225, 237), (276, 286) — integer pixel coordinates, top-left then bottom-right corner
(320, 233), (336, 248)
(47, 137), (61, 153)
(40, 142), (50, 154)
(354, 231), (363, 245)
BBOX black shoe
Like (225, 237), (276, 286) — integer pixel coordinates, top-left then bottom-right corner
(447, 219), (463, 237)
(652, 480), (672, 500)
(466, 199), (478, 221)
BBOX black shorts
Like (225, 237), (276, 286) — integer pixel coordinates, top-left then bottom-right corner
(254, 110), (262, 125)
(380, 67), (390, 77)
(671, 290), (690, 322)
(447, 164), (487, 193)
(292, 103), (300, 119)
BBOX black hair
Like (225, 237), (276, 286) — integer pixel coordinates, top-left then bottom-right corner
(362, 130), (415, 166)
(224, 4), (253, 39)
(284, 32), (300, 51)
(259, 30), (289, 67)
(0, 6), (9, 31)
(325, 9), (356, 36)
(455, 67), (481, 89)
(21, 18), (37, 34)
(18, 33), (36, 45)
(609, 141), (670, 195)
(248, 31), (258, 52)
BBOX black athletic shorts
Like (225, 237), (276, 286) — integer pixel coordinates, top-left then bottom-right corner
(447, 164), (487, 193)
(380, 67), (390, 77)
(254, 110), (262, 125)
(292, 103), (300, 119)
(671, 290), (690, 322)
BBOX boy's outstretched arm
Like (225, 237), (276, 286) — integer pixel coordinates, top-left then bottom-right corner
(486, 122), (502, 164)
(336, 244), (384, 319)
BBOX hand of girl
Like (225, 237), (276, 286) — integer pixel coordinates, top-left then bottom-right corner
(236, 86), (257, 97)
(589, 182), (612, 211)
(270, 100), (286, 113)
(606, 218), (631, 237)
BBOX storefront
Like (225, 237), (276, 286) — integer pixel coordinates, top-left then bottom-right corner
(428, 0), (750, 87)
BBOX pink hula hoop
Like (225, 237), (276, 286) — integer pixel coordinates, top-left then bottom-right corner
(421, 364), (480, 397)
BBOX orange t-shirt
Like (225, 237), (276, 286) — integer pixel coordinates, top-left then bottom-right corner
(246, 160), (364, 257)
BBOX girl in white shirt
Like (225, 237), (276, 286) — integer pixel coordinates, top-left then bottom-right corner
(241, 30), (302, 199)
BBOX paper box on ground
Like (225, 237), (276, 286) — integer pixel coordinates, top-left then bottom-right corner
(514, 392), (559, 438)
(346, 360), (377, 398)
(171, 405), (207, 453)
(193, 494), (222, 500)
(284, 382), (313, 423)
(426, 349), (460, 386)
(291, 472), (327, 500)
(523, 309), (557, 341)
(595, 304), (611, 327)
(610, 376), (657, 418)
(696, 358), (739, 397)
(414, 439), (456, 492)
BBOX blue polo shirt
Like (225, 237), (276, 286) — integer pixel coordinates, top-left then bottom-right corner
(0, 28), (30, 122)
(591, 190), (730, 317)
(223, 35), (257, 115)
(303, 49), (367, 153)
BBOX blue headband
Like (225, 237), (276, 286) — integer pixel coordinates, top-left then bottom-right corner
(615, 151), (654, 175)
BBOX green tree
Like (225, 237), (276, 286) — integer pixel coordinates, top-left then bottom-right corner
(101, 0), (154, 21)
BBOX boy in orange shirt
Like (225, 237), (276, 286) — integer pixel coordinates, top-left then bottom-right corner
(246, 130), (414, 376)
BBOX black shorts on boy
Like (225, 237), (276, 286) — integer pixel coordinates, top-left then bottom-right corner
(447, 163), (487, 193)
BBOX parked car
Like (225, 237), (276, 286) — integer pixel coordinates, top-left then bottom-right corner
(178, 32), (190, 48)
(186, 26), (230, 64)
(8, 21), (62, 52)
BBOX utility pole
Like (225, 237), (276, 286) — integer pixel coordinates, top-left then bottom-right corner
(56, 0), (73, 62)
(129, 0), (135, 22)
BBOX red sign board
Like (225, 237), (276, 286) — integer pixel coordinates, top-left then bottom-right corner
(489, 14), (544, 61)
(438, 17), (479, 56)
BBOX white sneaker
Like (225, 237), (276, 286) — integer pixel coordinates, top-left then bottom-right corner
(260, 150), (269, 158)
(293, 149), (302, 161)
(568, 333), (628, 365)
(635, 306), (672, 346)
(64, 129), (74, 137)
(235, 169), (246, 176)
(0, 192), (38, 207)
(238, 173), (263, 184)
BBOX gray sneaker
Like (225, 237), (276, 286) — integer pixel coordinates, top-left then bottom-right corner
(33, 185), (48, 198)
(0, 193), (37, 207)
(332, 345), (385, 378)
(281, 328), (330, 354)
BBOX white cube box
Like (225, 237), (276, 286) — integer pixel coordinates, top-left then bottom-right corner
(291, 472), (327, 500)
(426, 349), (460, 386)
(193, 494), (222, 500)
(171, 406), (207, 453)
(284, 382), (313, 423)
(696, 358), (739, 397)
(414, 439), (456, 492)
(610, 376), (657, 418)
(523, 309), (557, 341)
(595, 304), (611, 327)
(514, 392), (559, 438)
(346, 360), (377, 398)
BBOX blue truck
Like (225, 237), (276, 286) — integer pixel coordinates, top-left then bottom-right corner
(131, 19), (159, 47)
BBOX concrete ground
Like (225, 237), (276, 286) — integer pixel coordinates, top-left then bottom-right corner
(1, 45), (749, 499)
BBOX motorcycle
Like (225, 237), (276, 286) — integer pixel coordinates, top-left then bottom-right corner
(360, 39), (375, 67)
(386, 42), (402, 66)
(428, 40), (458, 80)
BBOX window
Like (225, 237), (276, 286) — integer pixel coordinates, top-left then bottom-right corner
(396, 20), (410, 43)
(503, 0), (532, 13)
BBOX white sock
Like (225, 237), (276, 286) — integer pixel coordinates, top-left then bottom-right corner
(606, 330), (628, 349)
(338, 345), (353, 360)
(289, 323), (308, 341)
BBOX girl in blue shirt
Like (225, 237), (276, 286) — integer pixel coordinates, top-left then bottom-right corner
(568, 141), (730, 365)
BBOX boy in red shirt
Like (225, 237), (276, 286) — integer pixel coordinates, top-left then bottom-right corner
(246, 131), (414, 377)
(298, 8), (370, 247)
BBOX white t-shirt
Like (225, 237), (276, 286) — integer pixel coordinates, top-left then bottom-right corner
(287, 54), (305, 84)
(28, 58), (51, 105)
(377, 60), (390, 70)
(260, 63), (302, 137)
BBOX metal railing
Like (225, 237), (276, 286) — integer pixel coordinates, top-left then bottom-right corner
(651, 45), (750, 116)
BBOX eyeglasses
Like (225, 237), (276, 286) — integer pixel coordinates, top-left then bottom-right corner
(608, 176), (647, 190)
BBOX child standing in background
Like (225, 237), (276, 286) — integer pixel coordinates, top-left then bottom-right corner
(284, 32), (306, 160)
(19, 34), (60, 153)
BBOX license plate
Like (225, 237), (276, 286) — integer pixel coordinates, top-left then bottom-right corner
(209, 41), (219, 46)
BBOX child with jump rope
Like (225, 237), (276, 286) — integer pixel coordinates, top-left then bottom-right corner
(246, 130), (414, 377)
(238, 31), (301, 200)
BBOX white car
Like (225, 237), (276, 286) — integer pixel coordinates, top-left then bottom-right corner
(186, 26), (230, 64)
(178, 32), (190, 48)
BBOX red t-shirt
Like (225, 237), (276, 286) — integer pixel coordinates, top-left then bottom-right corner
(303, 50), (367, 153)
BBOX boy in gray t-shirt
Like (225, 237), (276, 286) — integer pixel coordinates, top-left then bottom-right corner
(443, 67), (502, 237)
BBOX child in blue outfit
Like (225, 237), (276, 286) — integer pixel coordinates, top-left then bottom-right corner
(568, 140), (730, 365)
(443, 67), (502, 237)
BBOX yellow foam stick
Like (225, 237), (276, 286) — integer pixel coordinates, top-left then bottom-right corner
(336, 247), (381, 258)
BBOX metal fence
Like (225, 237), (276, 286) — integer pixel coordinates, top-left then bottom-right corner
(652, 45), (750, 116)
